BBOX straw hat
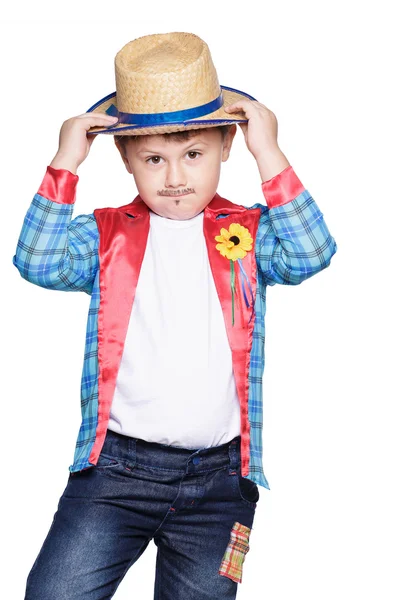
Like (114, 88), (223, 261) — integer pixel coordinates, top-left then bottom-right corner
(85, 31), (257, 136)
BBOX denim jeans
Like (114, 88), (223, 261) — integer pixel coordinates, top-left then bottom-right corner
(25, 429), (259, 599)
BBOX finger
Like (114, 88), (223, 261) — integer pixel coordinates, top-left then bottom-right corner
(77, 113), (119, 128)
(79, 112), (118, 120)
(83, 113), (119, 131)
(224, 98), (252, 110)
(224, 103), (243, 112)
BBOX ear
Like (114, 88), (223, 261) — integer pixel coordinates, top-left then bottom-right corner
(222, 124), (237, 162)
(114, 137), (133, 174)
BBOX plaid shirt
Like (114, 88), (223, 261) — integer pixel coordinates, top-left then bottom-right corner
(12, 164), (337, 490)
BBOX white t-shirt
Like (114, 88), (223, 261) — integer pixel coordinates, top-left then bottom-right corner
(107, 208), (241, 448)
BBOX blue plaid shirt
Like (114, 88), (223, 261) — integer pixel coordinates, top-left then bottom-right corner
(12, 165), (337, 489)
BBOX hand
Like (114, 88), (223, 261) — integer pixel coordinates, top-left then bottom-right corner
(49, 113), (119, 173)
(225, 99), (291, 181)
(224, 99), (280, 160)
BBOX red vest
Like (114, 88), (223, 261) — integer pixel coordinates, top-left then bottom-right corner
(91, 192), (262, 477)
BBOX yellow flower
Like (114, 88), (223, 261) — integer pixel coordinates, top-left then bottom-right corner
(215, 223), (253, 261)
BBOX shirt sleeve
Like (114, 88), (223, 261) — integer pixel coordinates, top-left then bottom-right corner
(12, 165), (99, 295)
(255, 165), (338, 286)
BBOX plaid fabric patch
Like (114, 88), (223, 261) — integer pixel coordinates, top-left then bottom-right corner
(219, 521), (252, 584)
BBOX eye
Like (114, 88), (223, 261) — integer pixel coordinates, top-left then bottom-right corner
(145, 151), (202, 165)
(145, 156), (162, 165)
(187, 151), (201, 160)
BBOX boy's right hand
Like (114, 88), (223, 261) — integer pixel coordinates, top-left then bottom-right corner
(49, 113), (119, 174)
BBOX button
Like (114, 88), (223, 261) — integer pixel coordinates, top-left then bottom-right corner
(192, 457), (200, 465)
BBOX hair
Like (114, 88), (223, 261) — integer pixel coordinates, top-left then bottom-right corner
(114, 124), (232, 153)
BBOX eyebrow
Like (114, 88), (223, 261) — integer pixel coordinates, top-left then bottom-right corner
(136, 140), (209, 154)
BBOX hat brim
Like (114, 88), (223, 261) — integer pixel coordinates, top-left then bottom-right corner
(85, 85), (257, 136)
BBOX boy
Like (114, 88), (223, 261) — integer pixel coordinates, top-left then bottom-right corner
(13, 32), (337, 599)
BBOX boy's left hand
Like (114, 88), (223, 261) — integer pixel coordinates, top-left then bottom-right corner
(225, 99), (280, 160)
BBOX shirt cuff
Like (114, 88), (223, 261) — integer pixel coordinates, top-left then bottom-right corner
(261, 165), (305, 209)
(37, 165), (79, 205)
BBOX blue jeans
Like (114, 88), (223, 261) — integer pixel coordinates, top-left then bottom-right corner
(25, 429), (259, 599)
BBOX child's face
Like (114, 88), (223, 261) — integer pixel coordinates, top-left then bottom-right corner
(114, 125), (237, 220)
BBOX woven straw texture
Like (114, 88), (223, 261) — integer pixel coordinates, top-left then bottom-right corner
(86, 32), (253, 136)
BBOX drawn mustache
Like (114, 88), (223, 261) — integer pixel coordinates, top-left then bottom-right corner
(157, 188), (194, 196)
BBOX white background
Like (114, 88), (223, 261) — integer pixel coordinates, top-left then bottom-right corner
(1, 1), (403, 598)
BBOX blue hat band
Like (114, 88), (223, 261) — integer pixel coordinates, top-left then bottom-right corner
(105, 92), (224, 125)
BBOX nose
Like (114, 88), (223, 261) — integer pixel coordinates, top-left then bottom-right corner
(165, 162), (186, 188)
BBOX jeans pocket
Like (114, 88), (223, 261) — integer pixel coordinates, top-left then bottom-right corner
(95, 453), (127, 474)
(235, 473), (260, 507)
(95, 451), (143, 483)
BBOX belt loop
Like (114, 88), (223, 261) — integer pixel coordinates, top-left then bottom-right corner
(228, 437), (239, 473)
(129, 436), (136, 453)
(127, 436), (137, 468)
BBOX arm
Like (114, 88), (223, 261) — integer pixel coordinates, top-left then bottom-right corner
(255, 165), (338, 286)
(224, 98), (337, 286)
(12, 165), (99, 295)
